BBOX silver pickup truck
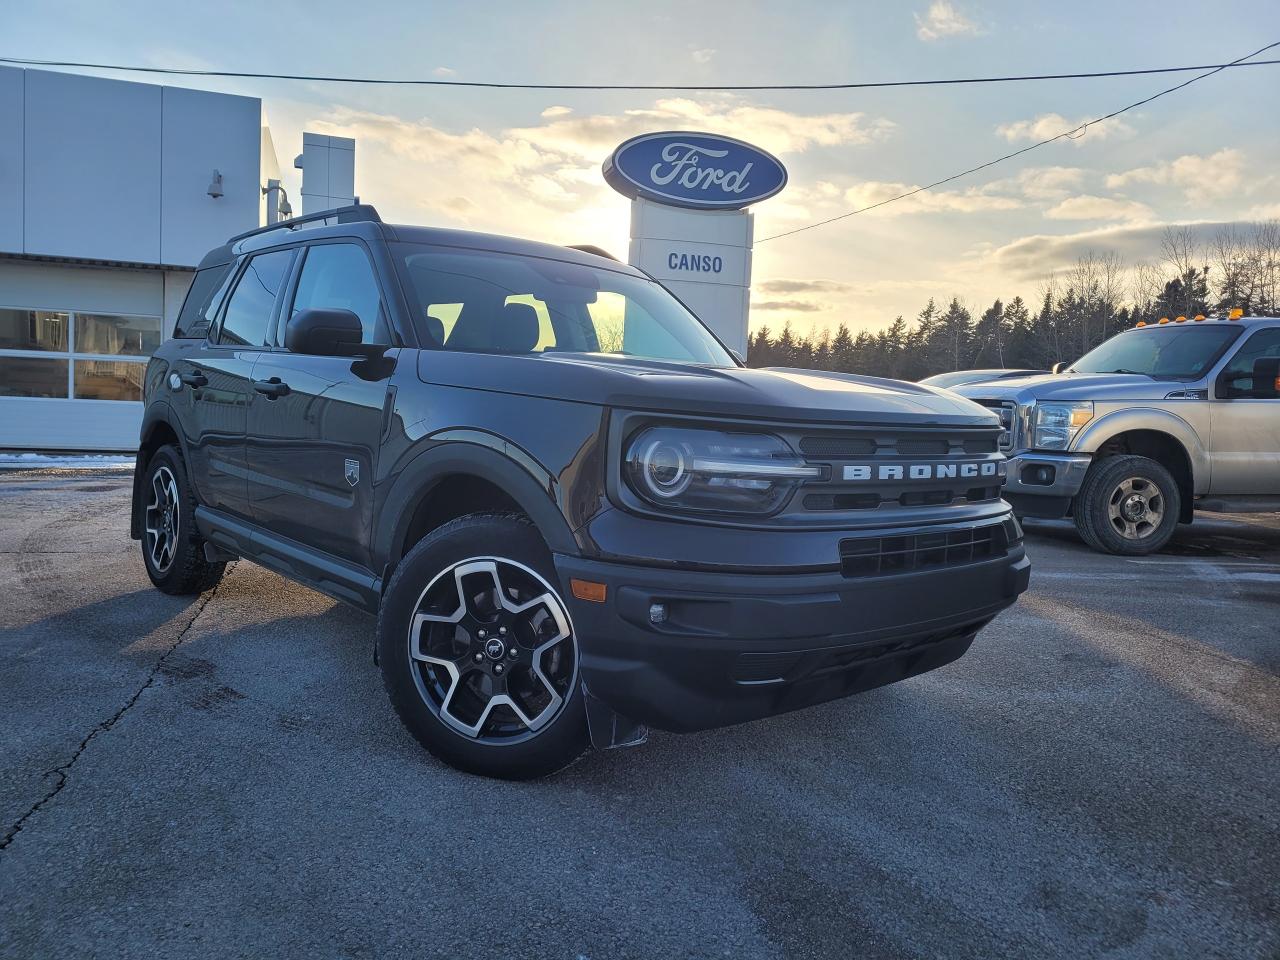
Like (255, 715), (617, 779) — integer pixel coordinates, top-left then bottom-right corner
(954, 313), (1280, 555)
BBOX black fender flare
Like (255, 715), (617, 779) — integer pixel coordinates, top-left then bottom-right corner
(373, 432), (578, 577)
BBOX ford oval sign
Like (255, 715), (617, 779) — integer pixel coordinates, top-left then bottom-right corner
(603, 131), (787, 210)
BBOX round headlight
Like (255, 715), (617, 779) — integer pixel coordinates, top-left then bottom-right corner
(640, 439), (691, 498)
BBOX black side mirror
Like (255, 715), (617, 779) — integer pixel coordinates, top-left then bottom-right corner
(1252, 356), (1280, 399)
(285, 308), (367, 357)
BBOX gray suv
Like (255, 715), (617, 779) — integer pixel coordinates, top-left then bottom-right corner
(957, 314), (1280, 555)
(132, 205), (1029, 778)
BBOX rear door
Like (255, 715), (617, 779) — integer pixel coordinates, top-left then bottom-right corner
(1210, 327), (1280, 494)
(178, 248), (295, 518)
(245, 240), (395, 568)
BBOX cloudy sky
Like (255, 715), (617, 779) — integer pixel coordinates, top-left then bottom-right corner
(7, 0), (1279, 334)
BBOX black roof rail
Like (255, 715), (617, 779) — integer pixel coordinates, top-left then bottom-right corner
(229, 204), (383, 244)
(568, 244), (619, 261)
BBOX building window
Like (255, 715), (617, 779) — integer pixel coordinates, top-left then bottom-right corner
(0, 305), (159, 402)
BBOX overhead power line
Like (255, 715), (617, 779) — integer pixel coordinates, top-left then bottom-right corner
(0, 54), (1278, 91)
(756, 40), (1280, 243)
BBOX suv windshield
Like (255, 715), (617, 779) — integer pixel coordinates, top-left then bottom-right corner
(392, 243), (735, 367)
(1069, 325), (1241, 380)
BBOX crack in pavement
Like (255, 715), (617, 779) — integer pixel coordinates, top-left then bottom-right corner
(0, 564), (235, 852)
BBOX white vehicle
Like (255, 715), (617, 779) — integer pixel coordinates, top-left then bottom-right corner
(954, 312), (1280, 555)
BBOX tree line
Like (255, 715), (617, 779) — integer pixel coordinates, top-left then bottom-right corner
(746, 221), (1280, 381)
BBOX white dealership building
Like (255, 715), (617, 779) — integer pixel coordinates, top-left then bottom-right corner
(0, 67), (354, 451)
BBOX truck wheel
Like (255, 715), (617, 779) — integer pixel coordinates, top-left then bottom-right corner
(1073, 454), (1180, 556)
(140, 445), (226, 594)
(377, 513), (588, 780)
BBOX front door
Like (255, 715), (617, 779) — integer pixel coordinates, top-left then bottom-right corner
(246, 241), (394, 568)
(1210, 327), (1280, 494)
(180, 249), (295, 518)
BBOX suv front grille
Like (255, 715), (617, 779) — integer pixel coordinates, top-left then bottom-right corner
(838, 523), (1007, 578)
(792, 426), (1005, 514)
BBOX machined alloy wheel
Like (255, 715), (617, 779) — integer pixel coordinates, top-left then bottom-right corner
(144, 464), (181, 574)
(139, 444), (225, 594)
(1106, 475), (1165, 541)
(408, 556), (577, 744)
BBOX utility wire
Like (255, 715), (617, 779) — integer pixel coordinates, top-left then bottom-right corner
(757, 40), (1280, 243)
(0, 54), (1278, 91)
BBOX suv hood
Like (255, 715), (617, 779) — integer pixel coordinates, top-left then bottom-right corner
(418, 352), (997, 426)
(954, 371), (1187, 404)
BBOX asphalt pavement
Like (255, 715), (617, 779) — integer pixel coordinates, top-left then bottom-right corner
(1, 469), (1276, 959)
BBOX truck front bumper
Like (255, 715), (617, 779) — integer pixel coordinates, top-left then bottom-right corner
(554, 525), (1030, 734)
(1001, 451), (1092, 519)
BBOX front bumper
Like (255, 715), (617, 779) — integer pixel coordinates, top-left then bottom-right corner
(1001, 451), (1092, 518)
(554, 536), (1030, 733)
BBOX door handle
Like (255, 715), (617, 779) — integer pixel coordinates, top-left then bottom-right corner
(179, 371), (208, 388)
(253, 377), (291, 398)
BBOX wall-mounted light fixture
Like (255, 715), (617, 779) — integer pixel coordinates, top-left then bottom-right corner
(207, 170), (224, 199)
(262, 179), (294, 224)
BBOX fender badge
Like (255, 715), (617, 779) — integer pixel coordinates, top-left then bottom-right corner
(344, 459), (360, 487)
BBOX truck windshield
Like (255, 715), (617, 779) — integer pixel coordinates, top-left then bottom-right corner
(391, 243), (735, 367)
(1069, 325), (1242, 380)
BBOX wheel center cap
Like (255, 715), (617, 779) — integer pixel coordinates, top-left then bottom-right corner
(1122, 494), (1147, 521)
(484, 637), (506, 660)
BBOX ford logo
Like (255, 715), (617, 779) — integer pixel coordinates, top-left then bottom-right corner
(603, 131), (788, 210)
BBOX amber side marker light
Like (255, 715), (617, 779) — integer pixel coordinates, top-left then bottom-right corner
(1194, 314), (1206, 321)
(570, 579), (607, 603)
(1228, 308), (1245, 320)
(1158, 317), (1170, 324)
(1135, 321), (1147, 327)
(1175, 315), (1187, 322)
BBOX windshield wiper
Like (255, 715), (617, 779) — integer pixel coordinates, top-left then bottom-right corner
(1105, 368), (1153, 377)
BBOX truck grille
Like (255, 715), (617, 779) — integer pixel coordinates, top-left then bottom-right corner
(839, 522), (1008, 579)
(970, 401), (1017, 451)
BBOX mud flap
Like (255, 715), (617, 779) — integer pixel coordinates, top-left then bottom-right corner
(582, 679), (648, 750)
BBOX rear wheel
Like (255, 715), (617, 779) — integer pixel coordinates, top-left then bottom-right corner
(377, 513), (588, 779)
(1073, 454), (1180, 556)
(140, 445), (225, 594)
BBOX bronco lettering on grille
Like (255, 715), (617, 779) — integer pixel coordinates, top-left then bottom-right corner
(842, 461), (1003, 482)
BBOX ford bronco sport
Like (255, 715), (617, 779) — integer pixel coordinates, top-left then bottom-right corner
(956, 313), (1280, 556)
(132, 205), (1030, 779)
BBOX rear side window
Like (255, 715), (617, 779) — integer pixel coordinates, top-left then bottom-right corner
(218, 250), (294, 347)
(172, 264), (232, 339)
(289, 243), (387, 344)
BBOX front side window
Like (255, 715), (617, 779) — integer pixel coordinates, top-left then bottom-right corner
(393, 244), (734, 366)
(1069, 326), (1242, 381)
(219, 250), (294, 347)
(1219, 329), (1280, 397)
(289, 243), (386, 345)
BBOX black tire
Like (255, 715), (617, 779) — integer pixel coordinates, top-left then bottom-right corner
(140, 445), (226, 594)
(377, 513), (588, 780)
(1073, 454), (1180, 556)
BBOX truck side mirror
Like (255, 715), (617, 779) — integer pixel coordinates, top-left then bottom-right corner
(1252, 356), (1280, 399)
(1051, 362), (1067, 374)
(285, 308), (366, 357)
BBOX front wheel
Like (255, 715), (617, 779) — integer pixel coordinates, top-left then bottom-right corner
(1073, 454), (1180, 556)
(377, 513), (588, 779)
(140, 445), (225, 594)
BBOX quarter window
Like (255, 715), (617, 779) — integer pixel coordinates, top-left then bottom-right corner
(289, 244), (386, 345)
(219, 250), (294, 347)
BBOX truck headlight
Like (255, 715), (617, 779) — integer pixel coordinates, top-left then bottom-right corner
(1032, 402), (1094, 450)
(624, 426), (820, 515)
